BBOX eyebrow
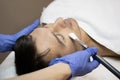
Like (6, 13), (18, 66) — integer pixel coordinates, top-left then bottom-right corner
(52, 32), (65, 47)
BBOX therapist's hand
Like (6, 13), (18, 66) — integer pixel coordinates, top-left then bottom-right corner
(49, 47), (100, 79)
(0, 19), (39, 52)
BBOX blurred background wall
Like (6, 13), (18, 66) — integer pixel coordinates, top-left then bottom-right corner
(0, 0), (53, 63)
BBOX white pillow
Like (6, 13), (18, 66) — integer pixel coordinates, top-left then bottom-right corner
(0, 52), (17, 79)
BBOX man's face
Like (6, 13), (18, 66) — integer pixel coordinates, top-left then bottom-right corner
(30, 18), (82, 62)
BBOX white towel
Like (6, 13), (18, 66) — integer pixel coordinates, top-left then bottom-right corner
(40, 0), (120, 55)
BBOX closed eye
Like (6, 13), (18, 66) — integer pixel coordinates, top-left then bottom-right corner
(56, 34), (64, 41)
(52, 33), (65, 46)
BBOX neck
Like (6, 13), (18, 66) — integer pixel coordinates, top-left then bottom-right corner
(79, 27), (118, 57)
(79, 27), (93, 48)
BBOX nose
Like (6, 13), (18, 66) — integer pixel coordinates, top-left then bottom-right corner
(52, 17), (66, 32)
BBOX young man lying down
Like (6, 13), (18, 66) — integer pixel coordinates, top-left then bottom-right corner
(14, 17), (120, 75)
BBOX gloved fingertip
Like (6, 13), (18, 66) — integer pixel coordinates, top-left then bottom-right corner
(93, 60), (100, 67)
(88, 60), (100, 71)
(86, 47), (98, 56)
(49, 58), (60, 66)
(33, 19), (40, 25)
(91, 47), (98, 53)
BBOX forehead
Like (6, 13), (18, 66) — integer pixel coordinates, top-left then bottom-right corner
(30, 27), (59, 53)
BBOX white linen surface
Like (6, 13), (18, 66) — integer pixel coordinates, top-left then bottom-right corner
(0, 52), (120, 80)
(0, 52), (17, 79)
(40, 0), (120, 55)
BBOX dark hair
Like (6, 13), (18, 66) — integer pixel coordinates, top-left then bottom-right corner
(14, 35), (49, 75)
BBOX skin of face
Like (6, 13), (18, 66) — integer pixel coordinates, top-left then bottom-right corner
(30, 17), (85, 62)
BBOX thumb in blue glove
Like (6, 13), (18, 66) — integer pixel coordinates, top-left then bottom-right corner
(0, 19), (39, 52)
(49, 47), (100, 79)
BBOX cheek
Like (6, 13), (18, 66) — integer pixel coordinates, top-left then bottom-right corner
(43, 51), (58, 62)
(66, 46), (76, 55)
(61, 43), (77, 56)
(43, 44), (62, 62)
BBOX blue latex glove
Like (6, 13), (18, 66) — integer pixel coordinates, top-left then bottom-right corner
(0, 19), (39, 52)
(49, 47), (100, 78)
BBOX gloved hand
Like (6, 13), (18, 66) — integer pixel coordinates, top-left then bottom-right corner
(49, 47), (100, 79)
(0, 19), (39, 52)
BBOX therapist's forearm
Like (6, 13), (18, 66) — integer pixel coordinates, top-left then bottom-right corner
(7, 63), (71, 80)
